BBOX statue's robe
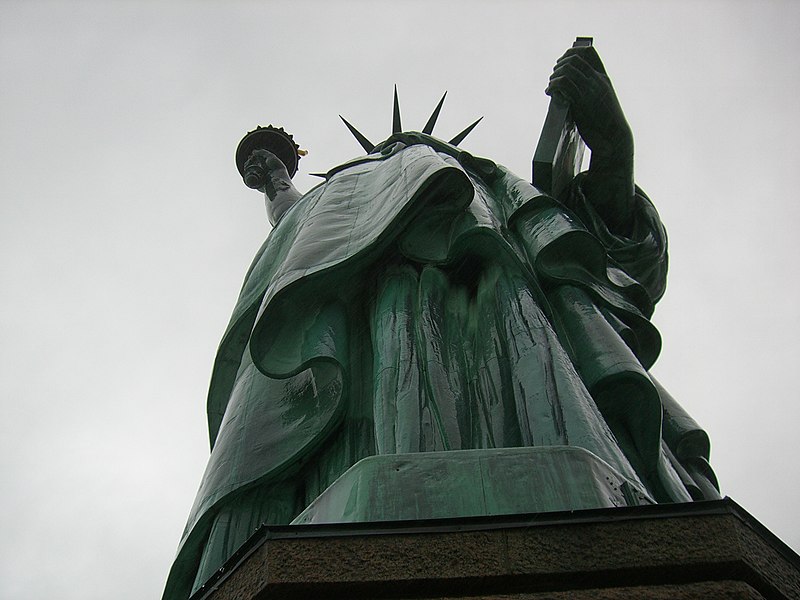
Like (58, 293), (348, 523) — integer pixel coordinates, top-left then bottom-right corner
(162, 134), (719, 600)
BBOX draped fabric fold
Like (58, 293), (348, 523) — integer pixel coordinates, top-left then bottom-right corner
(162, 134), (718, 600)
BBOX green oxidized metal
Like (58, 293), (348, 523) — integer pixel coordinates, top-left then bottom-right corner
(163, 43), (719, 600)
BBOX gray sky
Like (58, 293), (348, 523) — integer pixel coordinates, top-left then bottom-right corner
(1, 1), (799, 598)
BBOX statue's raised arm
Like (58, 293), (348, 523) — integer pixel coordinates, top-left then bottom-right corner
(243, 148), (302, 225)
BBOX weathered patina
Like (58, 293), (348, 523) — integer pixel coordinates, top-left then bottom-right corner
(163, 43), (719, 600)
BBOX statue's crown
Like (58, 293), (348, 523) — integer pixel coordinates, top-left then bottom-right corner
(340, 86), (482, 154)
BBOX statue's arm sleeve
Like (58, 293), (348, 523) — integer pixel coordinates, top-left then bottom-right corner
(563, 173), (668, 303)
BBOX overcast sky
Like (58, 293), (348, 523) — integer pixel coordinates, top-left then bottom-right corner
(1, 1), (799, 598)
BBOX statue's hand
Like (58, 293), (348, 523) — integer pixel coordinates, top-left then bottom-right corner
(545, 46), (633, 172)
(546, 46), (635, 233)
(243, 148), (302, 226)
(243, 148), (291, 191)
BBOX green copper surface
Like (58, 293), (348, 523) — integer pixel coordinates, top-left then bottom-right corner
(534, 36), (593, 197)
(292, 447), (649, 524)
(163, 43), (720, 600)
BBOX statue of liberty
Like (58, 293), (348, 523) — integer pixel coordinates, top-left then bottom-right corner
(162, 42), (719, 600)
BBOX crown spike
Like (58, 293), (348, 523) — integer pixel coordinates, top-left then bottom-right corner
(448, 116), (483, 146)
(339, 115), (375, 154)
(422, 91), (447, 135)
(392, 85), (402, 134)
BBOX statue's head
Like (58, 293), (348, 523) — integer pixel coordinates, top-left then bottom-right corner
(340, 88), (483, 158)
(236, 89), (483, 188)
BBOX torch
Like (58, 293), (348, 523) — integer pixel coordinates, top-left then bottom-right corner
(235, 125), (306, 188)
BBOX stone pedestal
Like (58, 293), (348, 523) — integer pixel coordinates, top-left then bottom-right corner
(192, 499), (800, 600)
